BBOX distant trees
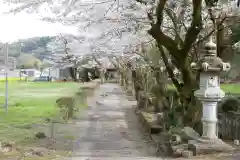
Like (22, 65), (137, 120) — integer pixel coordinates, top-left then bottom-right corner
(3, 36), (56, 69)
(20, 36), (53, 53)
(16, 54), (42, 69)
(7, 36), (54, 58)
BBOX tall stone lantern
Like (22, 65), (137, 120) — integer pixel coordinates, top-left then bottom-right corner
(189, 37), (233, 155)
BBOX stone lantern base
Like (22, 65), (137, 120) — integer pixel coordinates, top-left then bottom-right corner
(188, 138), (234, 156)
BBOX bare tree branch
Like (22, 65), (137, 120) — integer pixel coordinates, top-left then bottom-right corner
(180, 0), (202, 59)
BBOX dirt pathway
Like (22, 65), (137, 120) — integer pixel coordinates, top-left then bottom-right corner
(56, 83), (240, 160)
(59, 83), (159, 159)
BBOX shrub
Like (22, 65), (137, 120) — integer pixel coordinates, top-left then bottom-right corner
(221, 97), (240, 113)
(56, 97), (76, 121)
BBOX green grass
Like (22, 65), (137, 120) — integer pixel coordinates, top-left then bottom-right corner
(0, 77), (23, 81)
(221, 84), (240, 94)
(168, 83), (240, 94)
(0, 81), (85, 143)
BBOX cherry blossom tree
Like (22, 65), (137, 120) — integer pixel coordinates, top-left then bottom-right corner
(3, 0), (150, 58)
(4, 0), (240, 130)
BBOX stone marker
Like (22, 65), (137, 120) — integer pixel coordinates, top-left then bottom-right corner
(182, 150), (193, 158)
(190, 36), (233, 156)
(172, 134), (181, 143)
(234, 140), (239, 146)
(180, 127), (200, 141)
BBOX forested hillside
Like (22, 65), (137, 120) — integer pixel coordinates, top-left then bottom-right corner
(0, 36), (57, 69)
(8, 36), (54, 58)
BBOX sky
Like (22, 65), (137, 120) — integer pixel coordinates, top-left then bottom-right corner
(0, 2), (79, 43)
(0, 1), (148, 56)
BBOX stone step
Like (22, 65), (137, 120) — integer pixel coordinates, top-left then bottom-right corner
(138, 111), (162, 134)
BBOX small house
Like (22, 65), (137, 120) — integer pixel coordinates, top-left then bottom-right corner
(44, 67), (60, 79)
(20, 69), (41, 78)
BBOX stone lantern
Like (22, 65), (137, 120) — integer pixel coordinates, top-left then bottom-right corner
(189, 37), (233, 155)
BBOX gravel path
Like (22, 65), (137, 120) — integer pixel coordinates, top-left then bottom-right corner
(57, 83), (240, 160)
(60, 83), (158, 160)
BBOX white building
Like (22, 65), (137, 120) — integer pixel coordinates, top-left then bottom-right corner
(20, 69), (41, 78)
(42, 67), (60, 79)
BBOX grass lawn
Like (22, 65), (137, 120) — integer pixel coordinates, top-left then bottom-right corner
(168, 83), (240, 94)
(221, 84), (240, 94)
(0, 82), (85, 144)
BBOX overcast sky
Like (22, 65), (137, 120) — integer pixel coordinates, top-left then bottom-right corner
(0, 1), (149, 56)
(0, 2), (79, 43)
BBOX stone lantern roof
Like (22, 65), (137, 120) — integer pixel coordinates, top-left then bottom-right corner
(191, 36), (231, 72)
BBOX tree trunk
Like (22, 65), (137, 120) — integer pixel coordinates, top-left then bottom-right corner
(131, 70), (137, 99)
(123, 72), (129, 90)
(83, 69), (90, 82)
(119, 71), (124, 86)
(153, 70), (168, 112)
(69, 67), (78, 81)
(216, 20), (233, 62)
(180, 65), (202, 132)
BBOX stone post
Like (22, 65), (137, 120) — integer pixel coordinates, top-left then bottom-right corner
(100, 68), (105, 84)
(189, 37), (233, 155)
